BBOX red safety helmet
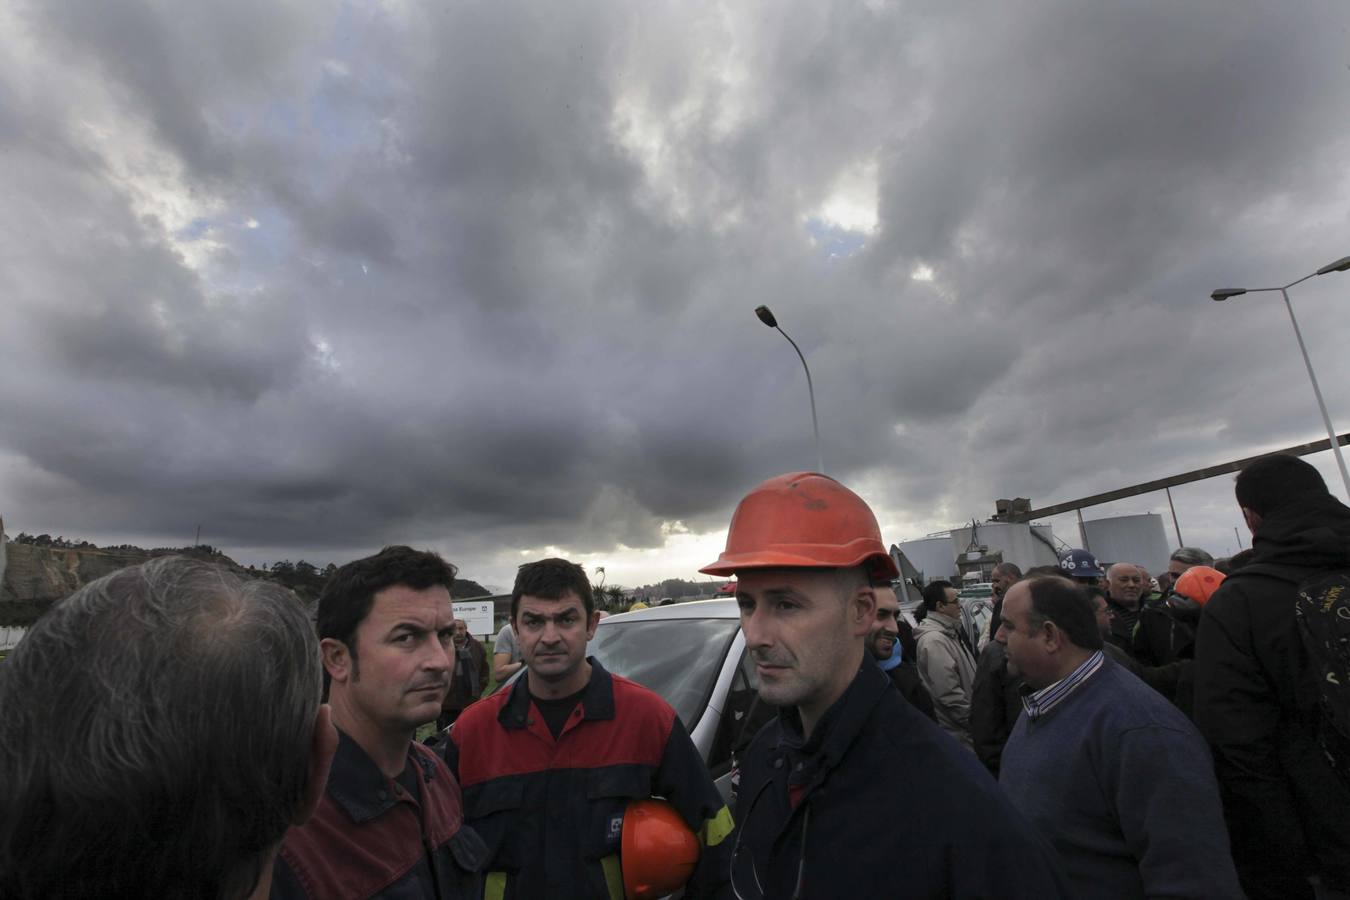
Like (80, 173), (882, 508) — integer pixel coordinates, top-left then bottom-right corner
(700, 472), (898, 581)
(621, 799), (699, 900)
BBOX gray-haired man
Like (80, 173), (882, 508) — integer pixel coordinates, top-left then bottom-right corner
(0, 556), (337, 899)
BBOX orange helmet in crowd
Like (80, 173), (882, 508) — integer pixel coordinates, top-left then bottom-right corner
(1171, 565), (1225, 609)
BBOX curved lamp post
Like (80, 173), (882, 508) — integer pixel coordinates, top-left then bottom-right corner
(1211, 254), (1350, 500)
(755, 305), (823, 473)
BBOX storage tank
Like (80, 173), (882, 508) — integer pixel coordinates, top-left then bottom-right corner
(895, 535), (957, 583)
(1081, 514), (1170, 574)
(949, 522), (1061, 574)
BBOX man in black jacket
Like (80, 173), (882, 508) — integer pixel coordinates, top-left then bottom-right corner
(702, 472), (1068, 898)
(1194, 454), (1350, 900)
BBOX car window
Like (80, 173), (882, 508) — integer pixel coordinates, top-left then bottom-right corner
(587, 618), (741, 730)
(707, 648), (777, 776)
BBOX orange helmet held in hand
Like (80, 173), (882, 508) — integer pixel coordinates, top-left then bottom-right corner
(699, 472), (898, 580)
(621, 799), (700, 900)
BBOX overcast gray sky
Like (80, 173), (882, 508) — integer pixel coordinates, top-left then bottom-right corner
(3, 0), (1349, 590)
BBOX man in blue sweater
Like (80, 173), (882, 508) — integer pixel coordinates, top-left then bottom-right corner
(997, 575), (1243, 899)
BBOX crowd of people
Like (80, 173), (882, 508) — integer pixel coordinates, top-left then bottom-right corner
(0, 454), (1346, 898)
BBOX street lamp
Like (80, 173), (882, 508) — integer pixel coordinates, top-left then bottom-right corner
(1211, 253), (1350, 500)
(755, 305), (824, 473)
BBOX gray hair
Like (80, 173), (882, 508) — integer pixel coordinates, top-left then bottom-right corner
(0, 556), (322, 899)
(1170, 547), (1214, 567)
(992, 562), (1023, 579)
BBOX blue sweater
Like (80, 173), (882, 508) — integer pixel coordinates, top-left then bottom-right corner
(1000, 657), (1243, 899)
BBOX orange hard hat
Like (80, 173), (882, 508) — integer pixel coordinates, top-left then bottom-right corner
(700, 472), (899, 580)
(621, 799), (700, 900)
(1173, 565), (1225, 606)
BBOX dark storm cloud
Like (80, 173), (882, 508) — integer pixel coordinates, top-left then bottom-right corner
(3, 0), (1350, 584)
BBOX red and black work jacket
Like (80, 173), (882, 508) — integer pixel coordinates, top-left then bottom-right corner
(272, 730), (485, 899)
(444, 657), (734, 900)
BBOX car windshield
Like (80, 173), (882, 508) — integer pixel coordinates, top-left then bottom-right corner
(588, 618), (740, 730)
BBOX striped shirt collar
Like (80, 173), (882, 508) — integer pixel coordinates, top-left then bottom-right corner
(1021, 650), (1105, 720)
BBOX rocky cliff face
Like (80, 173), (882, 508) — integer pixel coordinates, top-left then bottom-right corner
(1, 542), (158, 606)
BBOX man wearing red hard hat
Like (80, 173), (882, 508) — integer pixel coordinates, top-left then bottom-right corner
(704, 472), (1067, 898)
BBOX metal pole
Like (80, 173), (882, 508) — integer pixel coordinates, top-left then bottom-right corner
(1280, 287), (1350, 501)
(1076, 509), (1090, 552)
(775, 326), (824, 473)
(1234, 526), (1243, 550)
(1165, 487), (1183, 548)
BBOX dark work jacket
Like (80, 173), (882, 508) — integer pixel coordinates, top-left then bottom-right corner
(730, 660), (1069, 899)
(1104, 599), (1140, 658)
(884, 659), (937, 722)
(1133, 603), (1198, 716)
(1194, 493), (1350, 898)
(445, 658), (733, 900)
(442, 638), (489, 713)
(970, 640), (1024, 777)
(273, 731), (484, 900)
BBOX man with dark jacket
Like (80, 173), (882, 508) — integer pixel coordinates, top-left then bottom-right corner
(703, 472), (1068, 898)
(438, 620), (489, 729)
(970, 638), (1024, 777)
(1194, 455), (1350, 899)
(866, 582), (936, 720)
(446, 558), (732, 900)
(274, 546), (483, 900)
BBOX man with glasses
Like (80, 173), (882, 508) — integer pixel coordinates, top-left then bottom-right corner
(914, 580), (978, 750)
(705, 472), (1067, 898)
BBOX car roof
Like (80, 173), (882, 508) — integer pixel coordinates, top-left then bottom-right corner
(603, 597), (740, 622)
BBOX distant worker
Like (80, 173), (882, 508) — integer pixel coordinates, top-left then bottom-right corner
(704, 472), (1068, 898)
(1059, 548), (1106, 587)
(1103, 562), (1145, 657)
(446, 558), (732, 899)
(915, 580), (978, 750)
(987, 561), (1023, 641)
(0, 556), (338, 900)
(867, 581), (937, 720)
(492, 620), (524, 683)
(971, 570), (1027, 777)
(273, 546), (482, 899)
(439, 619), (490, 729)
(997, 576), (1243, 899)
(1194, 455), (1350, 899)
(1158, 546), (1214, 595)
(1134, 564), (1161, 605)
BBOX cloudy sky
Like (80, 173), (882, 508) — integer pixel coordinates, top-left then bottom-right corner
(3, 0), (1349, 591)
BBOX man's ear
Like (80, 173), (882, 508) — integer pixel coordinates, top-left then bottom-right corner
(320, 638), (352, 686)
(1241, 506), (1261, 534)
(586, 609), (602, 640)
(850, 586), (878, 637)
(296, 705), (338, 825)
(1040, 619), (1063, 654)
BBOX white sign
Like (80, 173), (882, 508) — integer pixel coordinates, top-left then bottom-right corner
(453, 601), (495, 638)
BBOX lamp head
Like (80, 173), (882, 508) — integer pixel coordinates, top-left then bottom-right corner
(1315, 256), (1350, 276)
(754, 305), (778, 328)
(1210, 288), (1247, 302)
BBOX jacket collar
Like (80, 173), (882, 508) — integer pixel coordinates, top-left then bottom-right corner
(326, 728), (438, 824)
(921, 610), (961, 633)
(498, 655), (616, 730)
(774, 657), (890, 776)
